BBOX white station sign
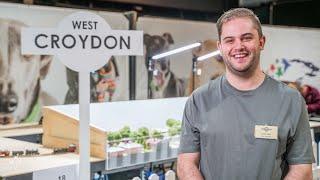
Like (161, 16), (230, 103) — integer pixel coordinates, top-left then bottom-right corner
(21, 11), (143, 72)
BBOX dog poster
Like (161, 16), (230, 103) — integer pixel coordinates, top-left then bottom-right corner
(0, 2), (129, 125)
(261, 26), (320, 89)
(136, 17), (223, 99)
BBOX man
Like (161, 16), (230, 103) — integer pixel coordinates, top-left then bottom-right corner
(177, 8), (314, 180)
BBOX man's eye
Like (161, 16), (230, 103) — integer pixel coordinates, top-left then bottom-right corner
(243, 36), (253, 41)
(224, 39), (233, 44)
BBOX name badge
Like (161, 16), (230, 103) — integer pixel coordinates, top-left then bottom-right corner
(254, 125), (278, 140)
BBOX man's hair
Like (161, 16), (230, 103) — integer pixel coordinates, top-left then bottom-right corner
(216, 8), (263, 40)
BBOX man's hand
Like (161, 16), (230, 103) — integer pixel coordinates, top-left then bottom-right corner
(177, 152), (204, 180)
(284, 164), (312, 180)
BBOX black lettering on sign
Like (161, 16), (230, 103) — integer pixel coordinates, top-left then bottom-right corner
(120, 36), (130, 49)
(83, 21), (88, 29)
(72, 21), (81, 29)
(93, 22), (98, 30)
(35, 34), (48, 48)
(58, 174), (66, 180)
(104, 36), (117, 49)
(51, 34), (60, 49)
(72, 21), (98, 30)
(62, 34), (76, 49)
(79, 35), (88, 49)
(91, 35), (101, 49)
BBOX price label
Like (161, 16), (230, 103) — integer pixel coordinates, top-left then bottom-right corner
(33, 164), (77, 180)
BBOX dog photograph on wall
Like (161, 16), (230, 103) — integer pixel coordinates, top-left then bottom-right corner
(143, 33), (187, 99)
(0, 18), (58, 125)
(136, 17), (219, 100)
(0, 3), (130, 125)
(64, 56), (122, 104)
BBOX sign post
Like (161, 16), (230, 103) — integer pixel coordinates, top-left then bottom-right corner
(21, 11), (143, 180)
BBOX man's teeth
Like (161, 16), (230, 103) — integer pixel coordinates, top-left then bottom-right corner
(234, 54), (247, 58)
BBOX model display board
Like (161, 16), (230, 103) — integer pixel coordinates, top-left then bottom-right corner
(42, 97), (187, 160)
(105, 118), (181, 170)
(0, 137), (103, 179)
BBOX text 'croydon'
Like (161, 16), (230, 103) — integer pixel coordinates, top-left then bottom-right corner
(34, 34), (130, 50)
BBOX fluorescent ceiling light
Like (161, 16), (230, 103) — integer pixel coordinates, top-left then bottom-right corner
(197, 50), (220, 61)
(152, 42), (201, 60)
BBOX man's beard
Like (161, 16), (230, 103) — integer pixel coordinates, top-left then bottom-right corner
(223, 52), (260, 77)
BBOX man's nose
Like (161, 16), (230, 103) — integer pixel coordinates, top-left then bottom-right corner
(234, 39), (245, 50)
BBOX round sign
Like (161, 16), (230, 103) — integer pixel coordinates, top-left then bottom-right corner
(57, 11), (112, 72)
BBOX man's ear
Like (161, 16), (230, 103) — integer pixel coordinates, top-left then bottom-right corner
(259, 35), (266, 50)
(40, 55), (53, 79)
(217, 40), (222, 51)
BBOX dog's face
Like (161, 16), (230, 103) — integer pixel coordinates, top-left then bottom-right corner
(144, 33), (174, 87)
(0, 19), (52, 124)
(93, 56), (119, 102)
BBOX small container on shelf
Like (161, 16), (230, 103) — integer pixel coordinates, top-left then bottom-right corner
(68, 144), (77, 153)
(12, 150), (24, 156)
(0, 150), (10, 157)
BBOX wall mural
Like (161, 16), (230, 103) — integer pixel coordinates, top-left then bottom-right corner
(136, 17), (218, 100)
(261, 26), (320, 90)
(144, 33), (187, 98)
(1, 2), (320, 125)
(0, 3), (129, 125)
(267, 58), (319, 80)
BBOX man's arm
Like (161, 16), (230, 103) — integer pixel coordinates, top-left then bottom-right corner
(284, 164), (312, 180)
(177, 152), (204, 180)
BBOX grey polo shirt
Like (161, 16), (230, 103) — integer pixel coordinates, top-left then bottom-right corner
(179, 75), (314, 180)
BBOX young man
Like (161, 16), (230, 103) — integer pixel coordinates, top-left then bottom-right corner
(177, 8), (314, 180)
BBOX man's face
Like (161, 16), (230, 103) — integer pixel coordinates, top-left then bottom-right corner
(217, 17), (265, 76)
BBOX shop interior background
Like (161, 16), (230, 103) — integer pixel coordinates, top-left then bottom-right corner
(0, 0), (319, 125)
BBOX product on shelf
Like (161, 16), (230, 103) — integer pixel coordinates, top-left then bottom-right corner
(118, 142), (144, 154)
(25, 149), (39, 156)
(68, 144), (77, 153)
(53, 148), (69, 154)
(146, 138), (161, 149)
(53, 144), (77, 154)
(107, 146), (125, 157)
(106, 119), (182, 157)
(12, 151), (24, 156)
(0, 150), (10, 157)
(166, 119), (181, 136)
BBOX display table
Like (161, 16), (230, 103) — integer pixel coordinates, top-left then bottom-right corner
(1, 95), (319, 180)
(0, 137), (104, 179)
(0, 136), (177, 179)
(104, 136), (179, 175)
(1, 120), (320, 179)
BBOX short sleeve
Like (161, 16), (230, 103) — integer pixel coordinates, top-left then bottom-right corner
(178, 95), (201, 154)
(286, 97), (315, 165)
